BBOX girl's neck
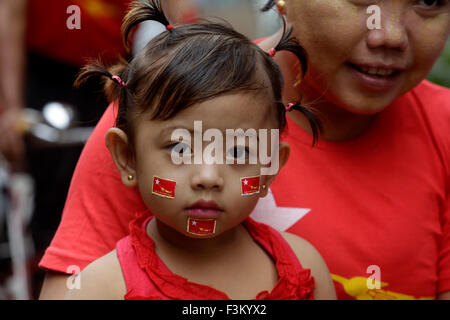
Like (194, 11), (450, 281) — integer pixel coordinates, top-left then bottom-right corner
(147, 218), (247, 255)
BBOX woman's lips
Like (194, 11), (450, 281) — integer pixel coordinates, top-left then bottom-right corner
(185, 200), (223, 218)
(347, 63), (403, 93)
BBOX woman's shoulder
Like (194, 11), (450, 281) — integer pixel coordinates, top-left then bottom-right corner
(281, 232), (336, 300)
(409, 81), (450, 159)
(64, 249), (126, 300)
(413, 80), (450, 100)
(409, 80), (450, 114)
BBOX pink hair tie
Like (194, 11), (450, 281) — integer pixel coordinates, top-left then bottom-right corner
(285, 103), (294, 112)
(111, 75), (125, 88)
(166, 24), (174, 31)
(268, 48), (276, 57)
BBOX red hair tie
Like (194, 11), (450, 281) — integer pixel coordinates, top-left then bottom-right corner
(268, 48), (276, 57)
(166, 24), (174, 31)
(111, 75), (125, 88)
(285, 103), (294, 112)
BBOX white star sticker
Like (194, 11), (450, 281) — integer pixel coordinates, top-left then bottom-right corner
(249, 188), (310, 232)
(244, 179), (248, 185)
(155, 179), (159, 184)
(192, 221), (197, 226)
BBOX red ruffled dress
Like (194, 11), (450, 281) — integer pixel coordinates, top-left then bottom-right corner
(116, 212), (315, 300)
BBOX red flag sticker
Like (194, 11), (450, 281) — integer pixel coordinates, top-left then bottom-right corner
(240, 176), (260, 196)
(187, 218), (216, 236)
(152, 176), (176, 199)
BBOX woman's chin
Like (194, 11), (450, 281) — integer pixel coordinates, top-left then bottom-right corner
(340, 95), (396, 115)
(328, 80), (404, 116)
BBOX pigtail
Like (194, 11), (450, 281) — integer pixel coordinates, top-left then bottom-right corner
(284, 102), (323, 147)
(268, 18), (322, 146)
(74, 58), (128, 103)
(272, 19), (308, 77)
(122, 0), (171, 51)
(74, 62), (111, 88)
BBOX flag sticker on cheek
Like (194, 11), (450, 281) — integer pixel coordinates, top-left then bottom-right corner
(240, 176), (260, 196)
(152, 176), (176, 199)
(187, 217), (216, 236)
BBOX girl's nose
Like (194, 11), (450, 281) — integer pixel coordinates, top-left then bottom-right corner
(191, 164), (224, 191)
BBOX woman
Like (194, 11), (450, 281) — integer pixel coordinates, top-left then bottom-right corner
(39, 0), (450, 299)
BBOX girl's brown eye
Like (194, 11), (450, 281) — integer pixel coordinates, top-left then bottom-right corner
(226, 146), (249, 160)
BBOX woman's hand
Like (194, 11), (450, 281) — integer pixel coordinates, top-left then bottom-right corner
(0, 106), (25, 162)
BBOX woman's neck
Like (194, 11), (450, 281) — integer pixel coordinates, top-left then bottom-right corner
(288, 82), (377, 142)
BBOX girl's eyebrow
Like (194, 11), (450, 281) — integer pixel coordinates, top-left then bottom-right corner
(159, 124), (262, 141)
(159, 126), (195, 138)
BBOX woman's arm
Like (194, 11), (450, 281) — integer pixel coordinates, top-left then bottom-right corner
(0, 0), (27, 161)
(0, 0), (26, 112)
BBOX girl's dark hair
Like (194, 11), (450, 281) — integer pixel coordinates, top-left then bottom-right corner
(75, 0), (321, 145)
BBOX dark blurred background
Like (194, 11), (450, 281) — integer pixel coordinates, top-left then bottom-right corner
(0, 0), (448, 300)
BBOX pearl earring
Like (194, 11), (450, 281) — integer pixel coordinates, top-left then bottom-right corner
(277, 0), (286, 12)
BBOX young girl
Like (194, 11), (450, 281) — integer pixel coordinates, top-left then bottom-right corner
(64, 0), (335, 300)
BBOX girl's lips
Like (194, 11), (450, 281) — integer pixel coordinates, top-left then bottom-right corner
(185, 208), (223, 218)
(185, 200), (223, 218)
(347, 63), (403, 93)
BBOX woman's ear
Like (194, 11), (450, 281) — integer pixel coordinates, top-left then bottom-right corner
(259, 141), (290, 197)
(105, 128), (137, 187)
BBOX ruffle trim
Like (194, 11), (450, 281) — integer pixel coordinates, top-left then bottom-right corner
(125, 211), (315, 300)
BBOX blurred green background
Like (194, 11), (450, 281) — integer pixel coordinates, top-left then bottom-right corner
(428, 40), (450, 88)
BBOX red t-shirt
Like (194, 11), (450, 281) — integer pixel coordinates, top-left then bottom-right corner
(27, 0), (130, 66)
(117, 213), (315, 300)
(39, 80), (450, 300)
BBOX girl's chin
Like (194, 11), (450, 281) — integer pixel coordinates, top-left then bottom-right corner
(184, 233), (218, 239)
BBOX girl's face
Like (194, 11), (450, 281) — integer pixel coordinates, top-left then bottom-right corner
(285, 0), (450, 114)
(116, 92), (288, 239)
